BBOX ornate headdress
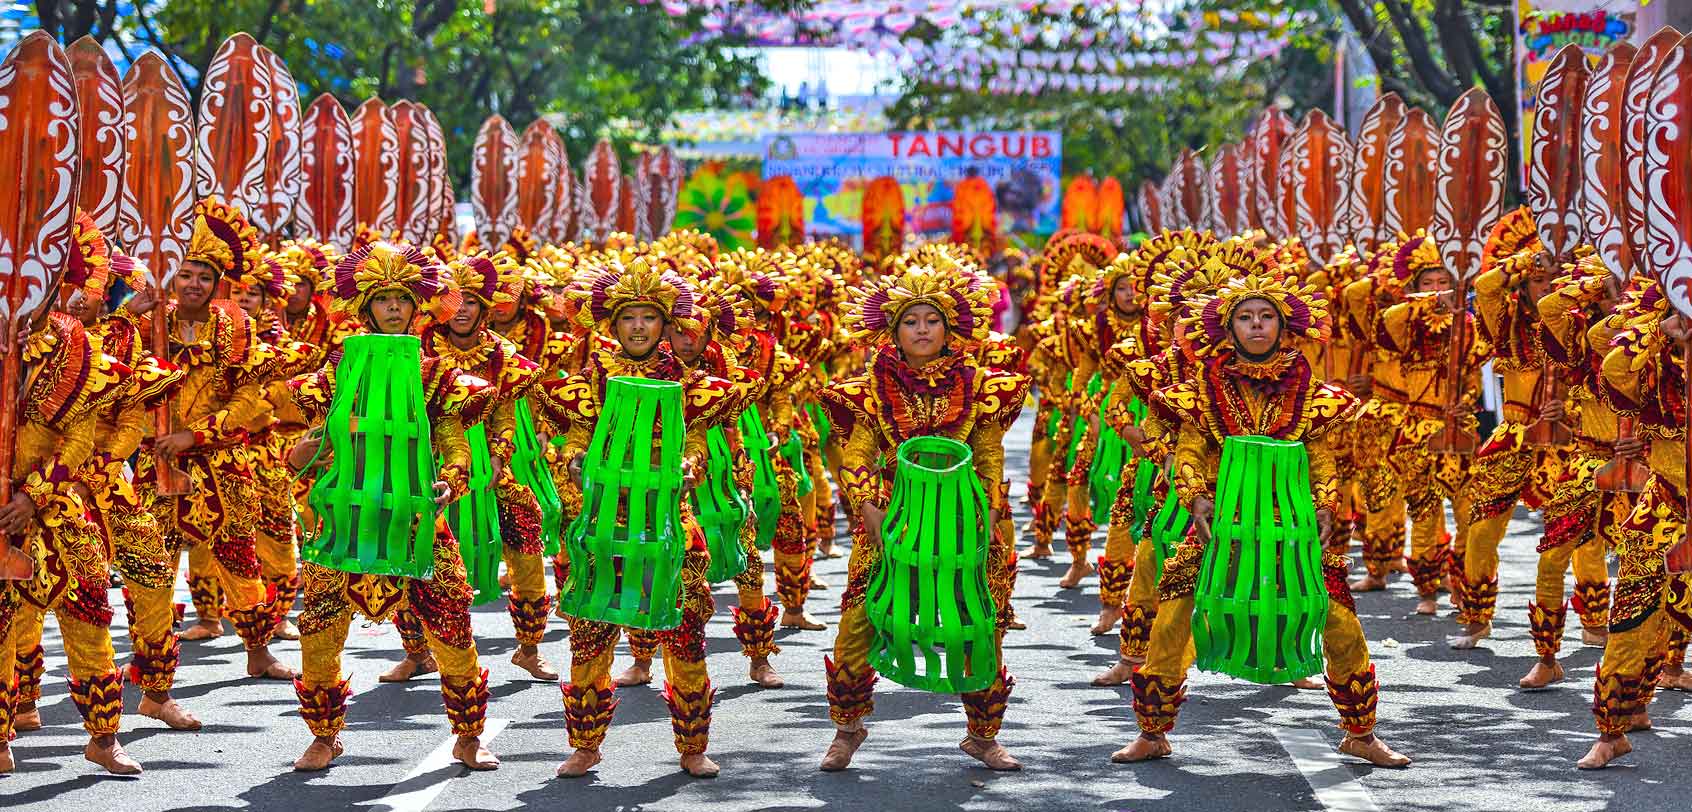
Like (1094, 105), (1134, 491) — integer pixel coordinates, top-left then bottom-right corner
(1482, 206), (1543, 274)
(581, 254), (702, 335)
(1147, 236), (1250, 322)
(448, 253), (517, 307)
(332, 240), (459, 322)
(64, 210), (111, 301)
(501, 226), (537, 263)
(274, 239), (339, 293)
(846, 263), (993, 345)
(716, 248), (791, 314)
(1095, 228), (1217, 303)
(184, 197), (262, 282)
(1391, 230), (1443, 286)
(235, 254), (294, 298)
(693, 277), (751, 339)
(1043, 231), (1116, 284)
(1188, 250), (1329, 356)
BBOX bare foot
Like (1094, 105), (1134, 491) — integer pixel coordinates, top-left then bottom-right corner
(12, 704), (40, 732)
(749, 657), (785, 688)
(1338, 734), (1411, 767)
(1581, 628), (1609, 647)
(819, 727), (868, 771)
(1023, 541), (1054, 560)
(180, 619), (225, 641)
(512, 647), (560, 681)
(614, 659), (653, 687)
(1388, 558), (1409, 574)
(0, 742), (12, 774)
(555, 748), (601, 777)
(781, 610), (827, 631)
(1006, 613), (1027, 631)
(1447, 622), (1492, 650)
(1657, 670), (1692, 692)
(84, 736), (143, 775)
(1289, 677), (1324, 690)
(294, 735), (344, 771)
(809, 577), (829, 591)
(1090, 606), (1124, 636)
(1629, 712), (1652, 732)
(274, 619), (301, 641)
(138, 695), (202, 730)
(1577, 735), (1632, 769)
(1058, 560), (1093, 589)
(1519, 659), (1565, 690)
(453, 735), (499, 770)
(960, 736), (1021, 770)
(247, 648), (297, 680)
(1111, 734), (1172, 763)
(380, 653), (438, 683)
(1349, 573), (1387, 593)
(1091, 658), (1135, 687)
(680, 753), (720, 777)
(1414, 597), (1438, 616)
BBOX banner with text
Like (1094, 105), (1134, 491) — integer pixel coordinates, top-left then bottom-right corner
(1514, 1), (1636, 186)
(761, 131), (1063, 239)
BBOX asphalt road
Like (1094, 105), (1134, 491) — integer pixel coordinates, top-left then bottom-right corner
(2, 409), (1686, 812)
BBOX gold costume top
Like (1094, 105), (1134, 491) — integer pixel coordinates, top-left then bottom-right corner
(1375, 293), (1488, 422)
(1472, 260), (1546, 424)
(818, 345), (1028, 514)
(1155, 349), (1360, 513)
(422, 325), (544, 462)
(1538, 265), (1631, 447)
(139, 303), (275, 454)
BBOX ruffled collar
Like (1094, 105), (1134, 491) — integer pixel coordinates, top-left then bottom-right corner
(872, 344), (967, 395)
(424, 325), (496, 369)
(1221, 348), (1302, 396)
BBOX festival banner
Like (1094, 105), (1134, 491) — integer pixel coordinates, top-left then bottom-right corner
(1514, 0), (1636, 185)
(761, 131), (1062, 239)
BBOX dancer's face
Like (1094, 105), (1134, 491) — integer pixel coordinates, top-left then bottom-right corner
(1229, 297), (1282, 357)
(895, 303), (947, 364)
(367, 290), (417, 334)
(615, 305), (663, 357)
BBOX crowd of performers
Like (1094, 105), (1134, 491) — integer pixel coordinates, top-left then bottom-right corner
(3, 193), (1688, 781)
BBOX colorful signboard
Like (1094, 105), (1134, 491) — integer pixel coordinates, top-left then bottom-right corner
(1514, 1), (1637, 185)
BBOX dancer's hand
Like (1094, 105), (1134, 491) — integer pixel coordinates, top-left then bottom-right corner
(0, 492), (37, 535)
(433, 480), (452, 506)
(861, 503), (886, 543)
(124, 284), (158, 316)
(1614, 436), (1646, 459)
(1316, 508), (1333, 543)
(1538, 399), (1565, 423)
(156, 430), (196, 457)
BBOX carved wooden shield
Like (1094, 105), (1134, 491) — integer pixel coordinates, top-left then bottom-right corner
(577, 138), (620, 245)
(1291, 109), (1354, 265)
(1431, 88), (1508, 283)
(253, 45), (299, 241)
(195, 32), (270, 215)
(1580, 42), (1638, 280)
(1644, 33), (1692, 318)
(471, 114), (518, 247)
(553, 161), (576, 243)
(1138, 179), (1162, 233)
(418, 106), (447, 241)
(389, 100), (430, 243)
(68, 36), (124, 238)
(118, 51), (192, 286)
(1174, 149), (1205, 232)
(617, 174), (637, 235)
(1062, 175), (1098, 232)
(515, 119), (562, 239)
(635, 145), (681, 240)
(1276, 128), (1300, 242)
(1250, 106), (1291, 237)
(1349, 92), (1406, 251)
(297, 93), (356, 248)
(1624, 27), (1684, 283)
(1204, 143), (1244, 237)
(350, 98), (398, 234)
(1382, 107), (1438, 237)
(1157, 173), (1181, 230)
(1527, 43), (1590, 262)
(0, 30), (79, 329)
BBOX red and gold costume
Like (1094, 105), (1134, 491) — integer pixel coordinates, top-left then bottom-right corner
(1340, 240), (1411, 580)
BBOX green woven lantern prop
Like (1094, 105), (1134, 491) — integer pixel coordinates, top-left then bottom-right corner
(511, 398), (563, 556)
(738, 404), (780, 550)
(303, 334), (438, 579)
(806, 402), (832, 450)
(780, 431), (814, 497)
(1129, 457), (1158, 542)
(446, 424), (504, 605)
(865, 436), (999, 694)
(1060, 372), (1104, 469)
(1191, 436), (1329, 685)
(557, 376), (688, 630)
(1089, 413), (1128, 526)
(1149, 477), (1189, 582)
(692, 425), (749, 583)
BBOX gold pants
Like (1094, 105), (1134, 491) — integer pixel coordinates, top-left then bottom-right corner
(1, 582), (122, 737)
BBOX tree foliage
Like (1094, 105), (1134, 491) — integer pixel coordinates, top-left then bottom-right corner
(42, 0), (766, 189)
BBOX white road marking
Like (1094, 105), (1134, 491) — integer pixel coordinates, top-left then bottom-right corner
(1272, 728), (1381, 812)
(359, 717), (511, 812)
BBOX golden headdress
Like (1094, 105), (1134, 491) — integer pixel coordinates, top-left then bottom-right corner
(274, 239), (340, 293)
(580, 254), (703, 335)
(64, 210), (111, 301)
(184, 197), (261, 282)
(448, 252), (518, 307)
(332, 240), (459, 322)
(1391, 230), (1443, 285)
(1482, 206), (1543, 275)
(846, 263), (993, 345)
(1187, 247), (1329, 356)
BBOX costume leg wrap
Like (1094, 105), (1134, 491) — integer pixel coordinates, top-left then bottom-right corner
(187, 573), (223, 622)
(1130, 670), (1187, 734)
(732, 602), (780, 658)
(1591, 670), (1649, 736)
(1447, 543), (1469, 610)
(1064, 491), (1096, 562)
(0, 676), (11, 741)
(1461, 577), (1500, 626)
(507, 594), (552, 647)
(1572, 580), (1611, 633)
(268, 572), (301, 628)
(627, 628), (661, 660)
(1119, 605), (1154, 660)
(1361, 525), (1402, 579)
(561, 681), (617, 750)
(295, 678), (352, 737)
(230, 596), (282, 651)
(440, 668), (490, 738)
(1324, 664), (1380, 736)
(1407, 540), (1448, 598)
(68, 669), (124, 736)
(1527, 600), (1567, 659)
(1097, 556), (1131, 607)
(824, 655), (877, 727)
(14, 642), (43, 704)
(663, 679), (714, 755)
(128, 631), (181, 693)
(394, 608), (429, 657)
(962, 667), (1014, 740)
(774, 524), (814, 612)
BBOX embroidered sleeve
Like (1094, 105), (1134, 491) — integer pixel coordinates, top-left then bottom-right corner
(190, 378), (264, 446)
(488, 398), (518, 462)
(1172, 422), (1215, 509)
(434, 415), (472, 501)
(837, 421), (883, 511)
(968, 421), (1009, 513)
(1307, 433), (1341, 513)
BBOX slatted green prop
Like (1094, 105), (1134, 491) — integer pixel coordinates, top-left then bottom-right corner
(557, 376), (688, 630)
(446, 424), (504, 605)
(692, 425), (749, 583)
(739, 404), (780, 550)
(511, 398), (563, 556)
(303, 333), (438, 579)
(806, 402), (832, 450)
(1149, 477), (1189, 583)
(866, 436), (999, 694)
(1191, 436), (1329, 685)
(1061, 373), (1104, 469)
(1088, 385), (1128, 525)
(780, 431), (814, 497)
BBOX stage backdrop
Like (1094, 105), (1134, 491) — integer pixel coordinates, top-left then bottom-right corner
(761, 131), (1062, 241)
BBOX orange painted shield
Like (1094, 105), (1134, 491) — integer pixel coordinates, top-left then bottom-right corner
(635, 145), (681, 240)
(118, 50), (192, 285)
(1382, 108), (1438, 237)
(1062, 175), (1098, 232)
(617, 174), (637, 235)
(1095, 176), (1124, 241)
(1250, 106), (1291, 237)
(1204, 143), (1244, 237)
(1624, 27), (1684, 281)
(1579, 42), (1637, 280)
(389, 100), (431, 243)
(1526, 43), (1590, 262)
(1644, 33), (1692, 317)
(553, 161), (576, 243)
(0, 30), (79, 328)
(1431, 88), (1507, 283)
(350, 98), (398, 234)
(297, 93), (356, 247)
(951, 175), (997, 251)
(1138, 179), (1162, 233)
(253, 44), (300, 241)
(1175, 149), (1206, 232)
(68, 36), (124, 237)
(757, 174), (805, 249)
(418, 106), (448, 240)
(1291, 109), (1354, 265)
(862, 176), (905, 261)
(515, 119), (562, 238)
(1349, 93), (1406, 251)
(195, 32), (271, 215)
(578, 138), (620, 245)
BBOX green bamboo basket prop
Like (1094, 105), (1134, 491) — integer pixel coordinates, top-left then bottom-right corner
(1191, 436), (1329, 685)
(1089, 394), (1128, 526)
(780, 430), (814, 497)
(739, 403), (780, 550)
(1060, 372), (1103, 469)
(806, 402), (832, 450)
(557, 376), (687, 630)
(866, 436), (999, 694)
(446, 423), (504, 605)
(511, 397), (563, 556)
(1129, 458), (1158, 543)
(303, 333), (438, 579)
(1149, 476), (1189, 583)
(692, 425), (749, 583)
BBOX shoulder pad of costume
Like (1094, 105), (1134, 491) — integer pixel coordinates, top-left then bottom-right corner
(972, 366), (1031, 430)
(1149, 380), (1203, 429)
(1304, 382), (1363, 439)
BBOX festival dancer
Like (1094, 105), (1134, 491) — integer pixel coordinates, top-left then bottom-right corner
(0, 220), (144, 774)
(815, 262), (1027, 773)
(1342, 240), (1412, 592)
(284, 241), (500, 772)
(539, 256), (735, 778)
(1115, 252), (1410, 768)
